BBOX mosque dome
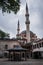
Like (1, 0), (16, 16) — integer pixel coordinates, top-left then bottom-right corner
(20, 30), (35, 38)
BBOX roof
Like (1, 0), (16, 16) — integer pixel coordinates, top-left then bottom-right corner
(20, 30), (35, 37)
(7, 45), (28, 51)
(0, 37), (27, 41)
(32, 47), (43, 52)
(21, 30), (26, 34)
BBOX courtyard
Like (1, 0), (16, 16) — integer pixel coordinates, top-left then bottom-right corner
(0, 58), (43, 65)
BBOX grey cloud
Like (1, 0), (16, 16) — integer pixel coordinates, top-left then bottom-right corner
(29, 0), (43, 38)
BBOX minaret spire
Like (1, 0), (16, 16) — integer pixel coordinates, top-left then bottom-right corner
(16, 20), (20, 38)
(26, 3), (28, 14)
(25, 3), (30, 43)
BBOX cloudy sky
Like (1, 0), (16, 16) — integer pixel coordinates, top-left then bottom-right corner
(0, 0), (43, 38)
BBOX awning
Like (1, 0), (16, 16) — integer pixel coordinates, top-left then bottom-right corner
(32, 47), (43, 52)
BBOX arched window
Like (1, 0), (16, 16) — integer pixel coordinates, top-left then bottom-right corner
(22, 53), (24, 58)
(39, 43), (41, 47)
(42, 42), (43, 47)
(13, 45), (15, 48)
(5, 45), (8, 49)
(37, 44), (39, 48)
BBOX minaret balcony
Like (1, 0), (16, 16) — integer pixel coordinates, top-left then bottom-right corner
(17, 29), (20, 31)
(25, 14), (29, 16)
(25, 21), (30, 24)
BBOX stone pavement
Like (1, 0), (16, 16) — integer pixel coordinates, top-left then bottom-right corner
(0, 58), (43, 65)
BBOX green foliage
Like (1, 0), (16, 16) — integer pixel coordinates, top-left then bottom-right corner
(0, 0), (20, 14)
(0, 30), (10, 39)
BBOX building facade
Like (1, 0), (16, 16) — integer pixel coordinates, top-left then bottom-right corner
(0, 38), (20, 57)
(32, 38), (43, 59)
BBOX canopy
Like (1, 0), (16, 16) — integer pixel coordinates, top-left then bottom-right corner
(7, 45), (28, 52)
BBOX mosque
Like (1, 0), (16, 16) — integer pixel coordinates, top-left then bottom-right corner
(16, 3), (38, 43)
(0, 3), (43, 60)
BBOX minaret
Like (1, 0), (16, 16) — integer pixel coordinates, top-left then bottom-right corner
(25, 3), (30, 43)
(17, 20), (20, 38)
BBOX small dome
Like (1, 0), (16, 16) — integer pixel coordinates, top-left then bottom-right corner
(21, 30), (26, 34)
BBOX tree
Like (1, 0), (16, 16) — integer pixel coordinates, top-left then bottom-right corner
(0, 30), (10, 39)
(0, 0), (20, 14)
